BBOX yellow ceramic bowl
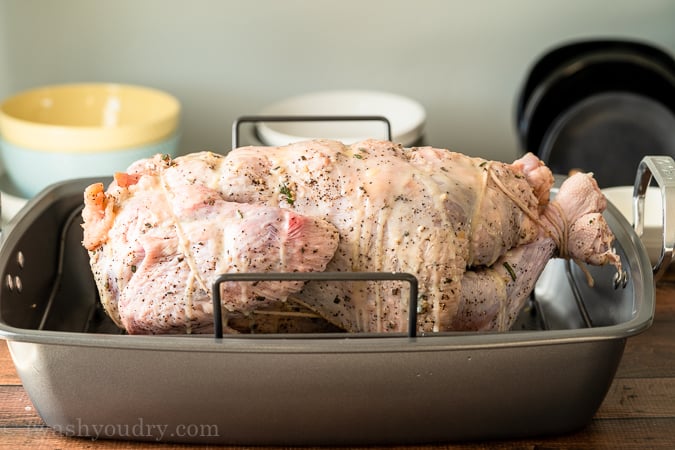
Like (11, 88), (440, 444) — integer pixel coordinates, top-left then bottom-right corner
(0, 83), (181, 198)
(0, 83), (180, 152)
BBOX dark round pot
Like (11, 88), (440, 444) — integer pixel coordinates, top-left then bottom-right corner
(516, 39), (675, 186)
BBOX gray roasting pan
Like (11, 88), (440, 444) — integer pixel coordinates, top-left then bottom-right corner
(0, 156), (672, 446)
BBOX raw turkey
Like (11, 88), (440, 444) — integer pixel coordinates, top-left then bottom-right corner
(82, 139), (621, 334)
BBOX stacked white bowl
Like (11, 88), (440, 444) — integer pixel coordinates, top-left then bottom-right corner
(256, 90), (426, 147)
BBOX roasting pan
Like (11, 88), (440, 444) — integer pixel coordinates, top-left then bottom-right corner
(0, 156), (672, 445)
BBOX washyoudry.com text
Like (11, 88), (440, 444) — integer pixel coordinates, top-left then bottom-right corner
(50, 417), (220, 441)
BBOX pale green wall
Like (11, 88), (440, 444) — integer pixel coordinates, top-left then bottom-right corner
(1, 0), (674, 160)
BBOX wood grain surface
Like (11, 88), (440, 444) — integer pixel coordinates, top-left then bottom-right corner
(1, 282), (674, 450)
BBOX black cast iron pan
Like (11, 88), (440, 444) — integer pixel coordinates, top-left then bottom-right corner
(516, 39), (675, 187)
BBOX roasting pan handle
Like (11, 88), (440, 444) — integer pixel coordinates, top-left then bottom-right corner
(633, 156), (675, 281)
(211, 272), (418, 339)
(231, 115), (393, 149)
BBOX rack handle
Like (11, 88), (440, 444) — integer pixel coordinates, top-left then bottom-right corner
(212, 271), (418, 339)
(232, 115), (392, 149)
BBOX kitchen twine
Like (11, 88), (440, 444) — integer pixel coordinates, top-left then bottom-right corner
(485, 162), (597, 286)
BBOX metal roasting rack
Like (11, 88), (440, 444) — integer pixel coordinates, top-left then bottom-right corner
(36, 200), (622, 337)
(211, 272), (419, 338)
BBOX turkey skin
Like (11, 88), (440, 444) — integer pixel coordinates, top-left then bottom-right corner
(82, 139), (620, 334)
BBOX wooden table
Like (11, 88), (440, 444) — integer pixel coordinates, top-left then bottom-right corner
(1, 281), (674, 449)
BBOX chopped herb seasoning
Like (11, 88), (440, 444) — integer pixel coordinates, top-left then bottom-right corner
(353, 153), (363, 159)
(237, 209), (244, 219)
(131, 265), (137, 273)
(279, 183), (295, 205)
(503, 262), (516, 281)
